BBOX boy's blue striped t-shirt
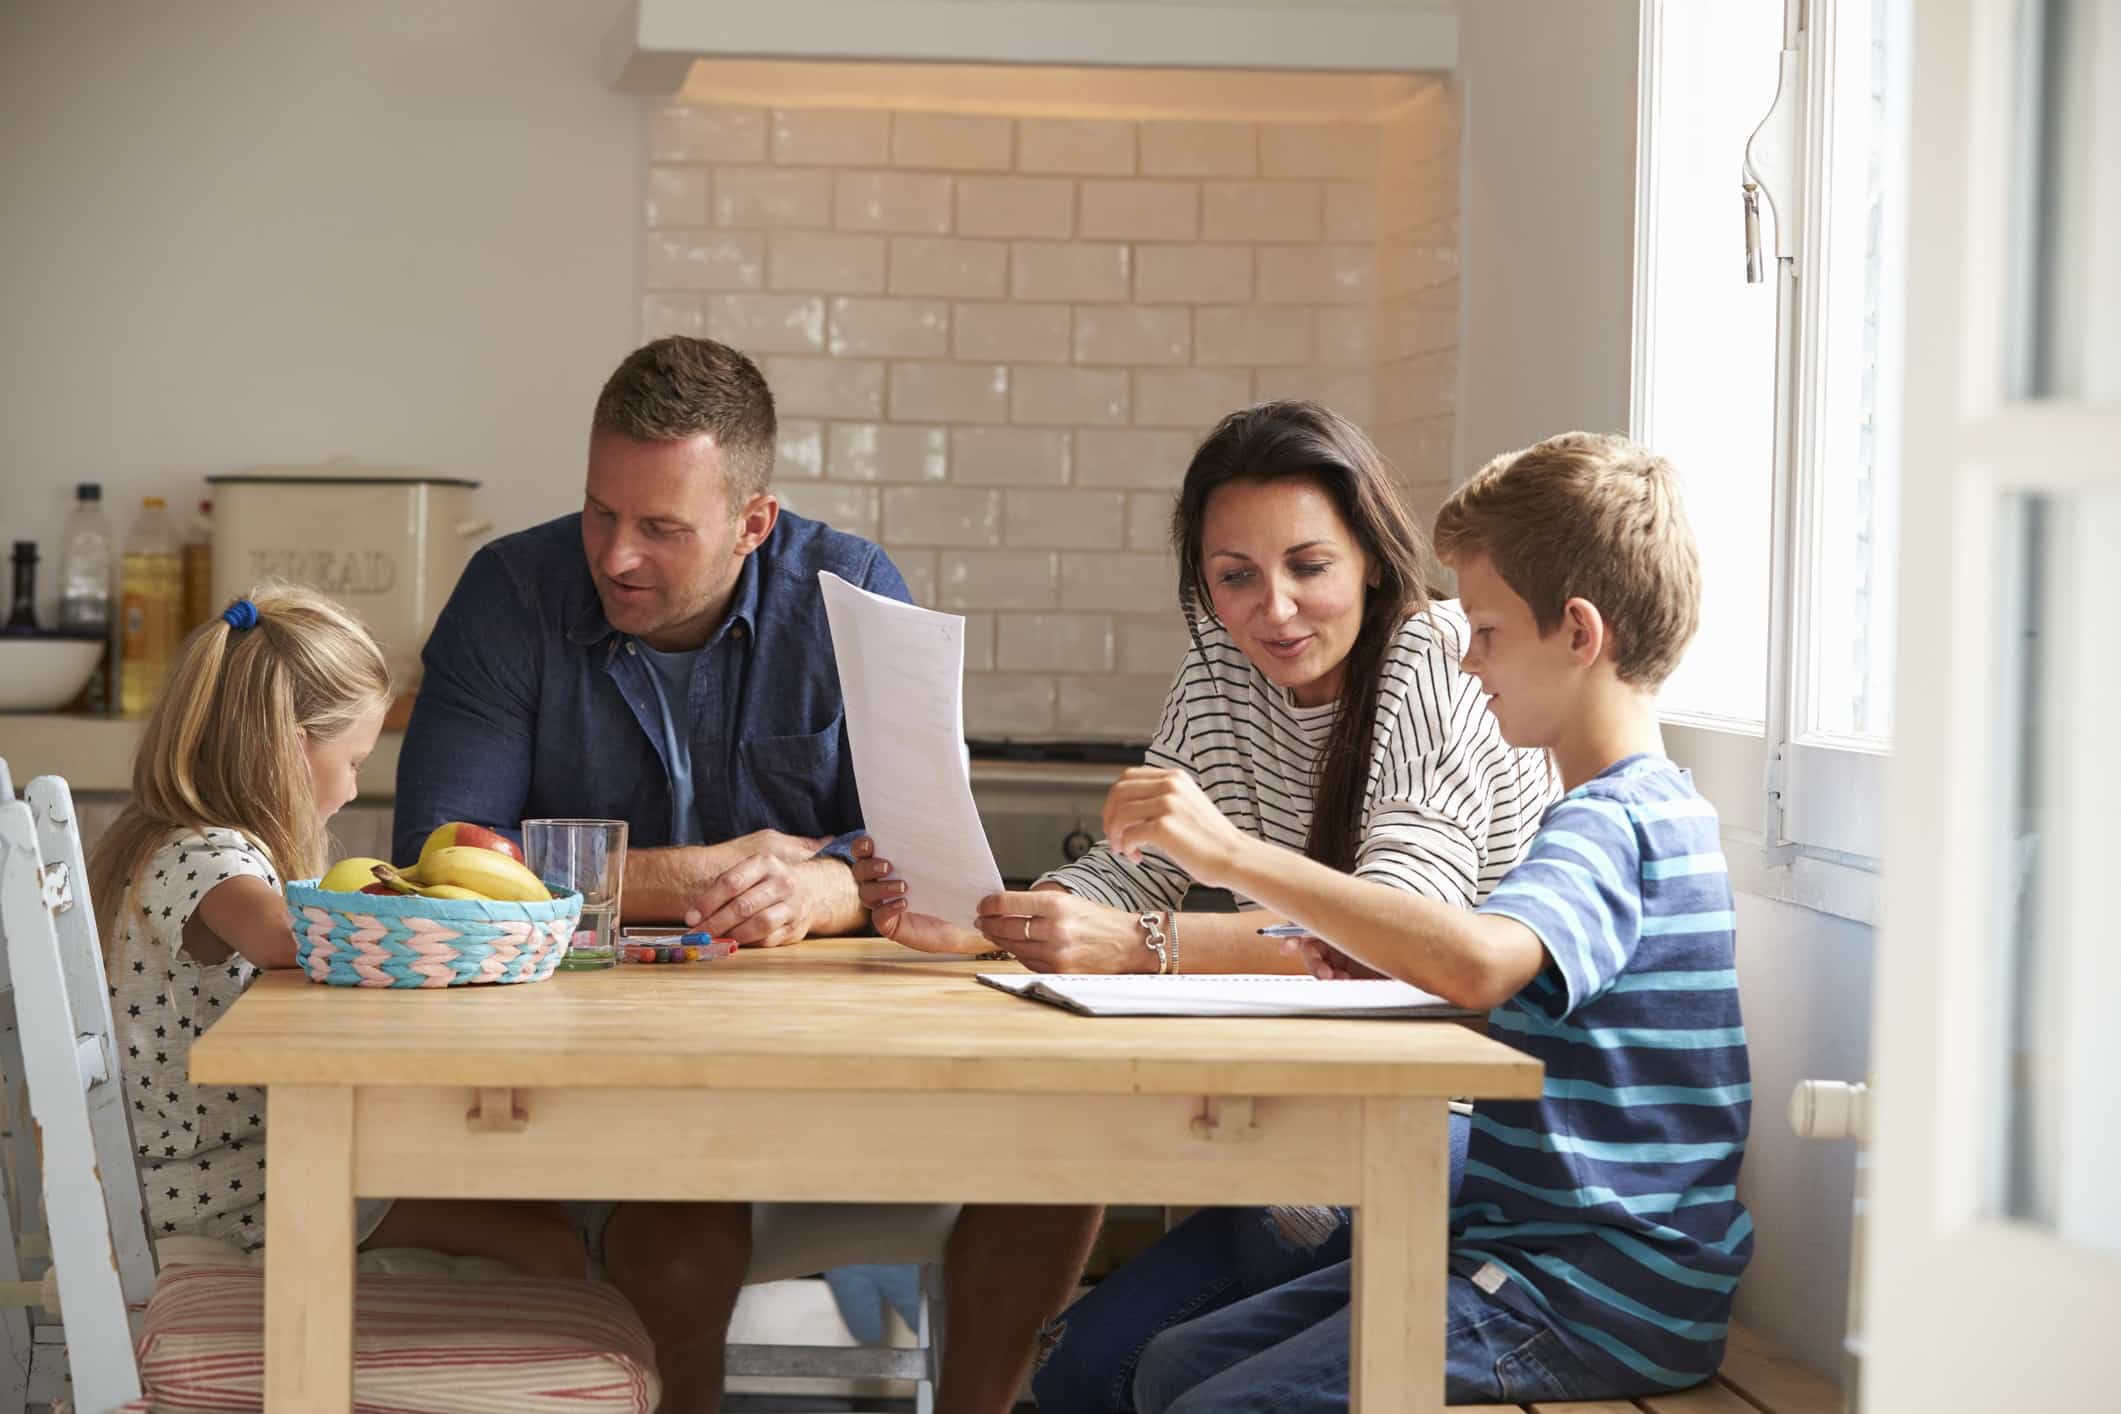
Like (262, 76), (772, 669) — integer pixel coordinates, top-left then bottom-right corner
(1455, 753), (1751, 1390)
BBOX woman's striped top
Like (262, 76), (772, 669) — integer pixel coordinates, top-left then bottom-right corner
(1039, 602), (1558, 911)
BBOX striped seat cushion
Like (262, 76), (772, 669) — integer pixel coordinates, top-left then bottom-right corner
(137, 1263), (660, 1413)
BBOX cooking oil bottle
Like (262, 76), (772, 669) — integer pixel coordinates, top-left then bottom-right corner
(119, 496), (182, 716)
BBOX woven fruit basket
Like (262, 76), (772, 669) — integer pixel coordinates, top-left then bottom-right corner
(284, 881), (584, 988)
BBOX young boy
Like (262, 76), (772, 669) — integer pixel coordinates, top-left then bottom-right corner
(1100, 431), (1750, 1410)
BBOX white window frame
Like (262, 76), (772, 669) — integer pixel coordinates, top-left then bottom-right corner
(1634, 0), (1895, 921)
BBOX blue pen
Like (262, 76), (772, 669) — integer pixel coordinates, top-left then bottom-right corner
(1255, 923), (1314, 938)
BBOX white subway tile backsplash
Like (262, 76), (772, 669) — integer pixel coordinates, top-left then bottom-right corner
(1058, 674), (1170, 737)
(1003, 489), (1126, 549)
(637, 92), (1458, 727)
(1011, 242), (1130, 302)
(1010, 366), (1130, 426)
(1256, 244), (1374, 304)
(1259, 124), (1380, 181)
(1202, 181), (1324, 243)
(647, 166), (710, 228)
(834, 172), (954, 234)
(827, 297), (949, 358)
(640, 293), (706, 339)
(768, 231), (887, 294)
(893, 548), (939, 606)
(966, 673), (1058, 737)
(955, 177), (1075, 240)
(890, 361), (1012, 423)
(1192, 306), (1312, 367)
(942, 550), (1061, 610)
(653, 105), (767, 163)
(1072, 307), (1191, 366)
(1079, 181), (1199, 242)
(1314, 306), (1375, 365)
(1133, 244), (1251, 304)
(892, 110), (1013, 171)
(775, 418), (824, 480)
(884, 486), (1003, 546)
(997, 613), (1115, 672)
(706, 293), (826, 354)
(1323, 182), (1378, 242)
(644, 231), (765, 291)
(1131, 369), (1252, 430)
(764, 355), (886, 419)
(1074, 428), (1202, 489)
(1060, 552), (1179, 611)
(1017, 117), (1135, 175)
(1139, 121), (1256, 177)
(888, 237), (1009, 299)
(1118, 617), (1193, 676)
(962, 612), (997, 672)
(952, 427), (1072, 485)
(1252, 367), (1376, 426)
(772, 107), (890, 166)
(1127, 491), (1175, 550)
(777, 482), (880, 537)
(714, 167), (833, 228)
(827, 422), (949, 481)
(953, 303), (1072, 364)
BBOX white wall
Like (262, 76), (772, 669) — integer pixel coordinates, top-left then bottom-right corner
(1457, 3), (1872, 1383)
(0, 0), (642, 622)
(1456, 0), (1640, 470)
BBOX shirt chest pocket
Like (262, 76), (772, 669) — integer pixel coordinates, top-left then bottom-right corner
(738, 718), (845, 837)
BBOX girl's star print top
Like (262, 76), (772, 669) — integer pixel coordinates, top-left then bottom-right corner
(110, 826), (279, 1251)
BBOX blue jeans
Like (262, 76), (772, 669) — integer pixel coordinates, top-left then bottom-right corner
(1130, 1256), (1610, 1413)
(1031, 1112), (1469, 1413)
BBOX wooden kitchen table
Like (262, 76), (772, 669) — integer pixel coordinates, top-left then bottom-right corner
(189, 940), (1541, 1413)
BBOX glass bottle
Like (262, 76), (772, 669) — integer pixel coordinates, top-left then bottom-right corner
(119, 497), (182, 717)
(61, 481), (115, 711)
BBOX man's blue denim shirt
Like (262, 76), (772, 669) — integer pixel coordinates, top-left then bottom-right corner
(391, 511), (910, 865)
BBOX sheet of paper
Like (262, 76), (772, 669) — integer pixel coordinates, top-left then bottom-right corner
(974, 973), (1472, 1019)
(819, 571), (1004, 927)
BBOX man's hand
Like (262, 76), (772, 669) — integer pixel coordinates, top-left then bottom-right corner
(687, 852), (835, 948)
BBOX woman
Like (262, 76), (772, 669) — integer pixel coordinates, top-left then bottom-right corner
(856, 401), (1556, 1411)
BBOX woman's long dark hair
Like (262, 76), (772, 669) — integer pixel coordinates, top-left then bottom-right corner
(1171, 401), (1436, 873)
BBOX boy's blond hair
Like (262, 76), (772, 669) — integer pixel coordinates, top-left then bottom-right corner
(1433, 431), (1700, 688)
(87, 583), (391, 953)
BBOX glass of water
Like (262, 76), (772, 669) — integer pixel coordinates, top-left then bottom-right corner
(522, 819), (628, 971)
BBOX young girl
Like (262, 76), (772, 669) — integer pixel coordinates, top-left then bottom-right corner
(87, 583), (584, 1277)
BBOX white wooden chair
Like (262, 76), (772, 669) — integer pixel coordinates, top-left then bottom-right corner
(0, 764), (661, 1414)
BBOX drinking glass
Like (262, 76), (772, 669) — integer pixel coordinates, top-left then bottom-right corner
(522, 819), (627, 971)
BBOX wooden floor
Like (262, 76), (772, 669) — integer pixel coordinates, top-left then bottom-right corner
(1462, 1325), (1842, 1414)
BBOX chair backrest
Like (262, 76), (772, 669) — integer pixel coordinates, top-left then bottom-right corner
(0, 766), (157, 1414)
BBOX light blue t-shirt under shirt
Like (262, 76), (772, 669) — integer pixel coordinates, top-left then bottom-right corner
(637, 640), (703, 845)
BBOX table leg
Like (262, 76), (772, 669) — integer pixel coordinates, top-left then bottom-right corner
(1352, 1097), (1447, 1414)
(264, 1085), (355, 1413)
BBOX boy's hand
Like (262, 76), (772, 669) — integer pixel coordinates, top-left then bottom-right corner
(1284, 936), (1387, 981)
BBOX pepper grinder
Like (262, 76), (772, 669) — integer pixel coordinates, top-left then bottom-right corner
(7, 541), (39, 630)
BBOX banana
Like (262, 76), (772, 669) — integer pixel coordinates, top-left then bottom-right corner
(403, 846), (553, 903)
(418, 883), (487, 901)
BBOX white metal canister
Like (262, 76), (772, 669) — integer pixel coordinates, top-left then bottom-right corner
(206, 463), (492, 694)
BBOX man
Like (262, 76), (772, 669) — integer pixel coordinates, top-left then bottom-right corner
(395, 336), (1099, 1413)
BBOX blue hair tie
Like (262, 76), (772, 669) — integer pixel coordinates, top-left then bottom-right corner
(221, 599), (259, 631)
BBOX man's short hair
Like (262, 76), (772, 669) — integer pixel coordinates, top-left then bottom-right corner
(592, 337), (778, 500)
(1433, 431), (1702, 688)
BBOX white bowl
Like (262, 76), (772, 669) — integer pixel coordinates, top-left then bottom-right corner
(0, 634), (105, 712)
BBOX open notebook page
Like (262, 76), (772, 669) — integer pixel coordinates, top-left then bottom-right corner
(975, 973), (1473, 1019)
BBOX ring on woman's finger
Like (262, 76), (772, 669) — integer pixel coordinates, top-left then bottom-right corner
(1021, 916), (1033, 942)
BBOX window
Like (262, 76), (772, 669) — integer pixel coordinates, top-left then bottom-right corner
(1634, 0), (1908, 879)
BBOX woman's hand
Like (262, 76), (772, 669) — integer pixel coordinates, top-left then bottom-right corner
(851, 837), (991, 954)
(972, 890), (1162, 974)
(1101, 766), (1252, 888)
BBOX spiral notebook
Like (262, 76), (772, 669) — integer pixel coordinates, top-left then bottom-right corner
(975, 972), (1472, 1019)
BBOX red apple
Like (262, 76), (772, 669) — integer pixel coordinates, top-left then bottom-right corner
(359, 882), (397, 895)
(419, 821), (524, 865)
